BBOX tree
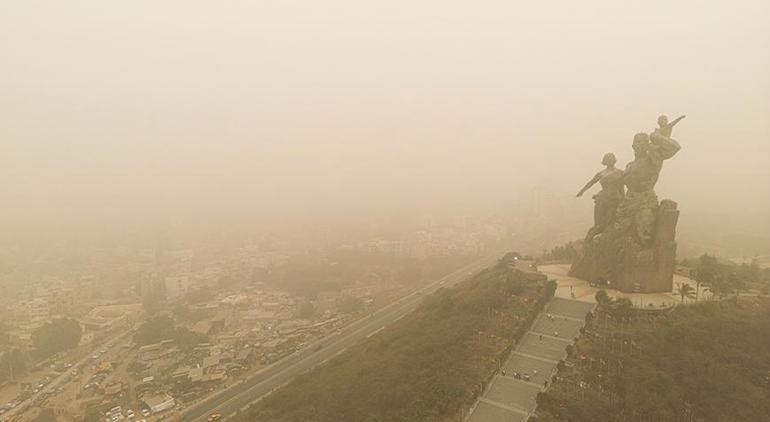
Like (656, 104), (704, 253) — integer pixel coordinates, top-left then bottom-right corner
(704, 271), (742, 305)
(738, 259), (760, 286)
(610, 298), (633, 320)
(727, 271), (747, 303)
(31, 318), (81, 358)
(705, 279), (727, 305)
(541, 242), (580, 263)
(0, 348), (29, 382)
(676, 283), (695, 303)
(134, 316), (176, 346)
(134, 317), (208, 351)
(174, 328), (209, 352)
(694, 254), (721, 302)
(595, 289), (609, 305)
(692, 271), (704, 302)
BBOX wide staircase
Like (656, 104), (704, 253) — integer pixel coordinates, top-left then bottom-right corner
(466, 297), (595, 422)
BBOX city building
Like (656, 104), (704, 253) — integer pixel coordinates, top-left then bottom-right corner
(141, 393), (175, 414)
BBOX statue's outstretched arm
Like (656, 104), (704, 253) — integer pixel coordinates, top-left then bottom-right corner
(669, 115), (686, 127)
(576, 173), (601, 197)
(650, 132), (681, 161)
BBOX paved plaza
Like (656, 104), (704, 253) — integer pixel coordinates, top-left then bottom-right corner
(538, 264), (701, 307)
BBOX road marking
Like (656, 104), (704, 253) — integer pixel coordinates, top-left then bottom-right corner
(366, 327), (385, 338)
(183, 254), (502, 421)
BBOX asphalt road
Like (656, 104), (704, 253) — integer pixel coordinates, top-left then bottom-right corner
(2, 328), (134, 422)
(181, 253), (503, 422)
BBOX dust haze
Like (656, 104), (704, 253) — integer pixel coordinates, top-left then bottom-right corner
(2, 3), (770, 421)
(2, 0), (769, 246)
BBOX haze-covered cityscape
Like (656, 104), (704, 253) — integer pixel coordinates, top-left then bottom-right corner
(1, 1), (769, 422)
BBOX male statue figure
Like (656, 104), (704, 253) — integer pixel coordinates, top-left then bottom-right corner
(614, 131), (681, 245)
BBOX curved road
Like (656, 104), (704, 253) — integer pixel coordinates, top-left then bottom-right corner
(182, 253), (502, 422)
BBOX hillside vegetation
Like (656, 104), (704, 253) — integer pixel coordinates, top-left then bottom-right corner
(534, 298), (770, 422)
(243, 253), (555, 422)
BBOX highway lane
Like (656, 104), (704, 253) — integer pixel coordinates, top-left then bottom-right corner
(2, 328), (135, 422)
(181, 252), (503, 422)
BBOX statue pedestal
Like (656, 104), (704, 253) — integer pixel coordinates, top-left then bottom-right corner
(569, 199), (679, 293)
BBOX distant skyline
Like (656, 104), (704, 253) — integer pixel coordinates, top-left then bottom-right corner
(2, 1), (769, 240)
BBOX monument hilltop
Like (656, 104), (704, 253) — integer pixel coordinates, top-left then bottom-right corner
(569, 115), (685, 293)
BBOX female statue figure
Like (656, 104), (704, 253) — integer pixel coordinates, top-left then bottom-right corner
(576, 153), (624, 238)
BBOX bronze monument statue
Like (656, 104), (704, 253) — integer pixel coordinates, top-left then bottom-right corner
(576, 153), (624, 240)
(569, 115), (684, 293)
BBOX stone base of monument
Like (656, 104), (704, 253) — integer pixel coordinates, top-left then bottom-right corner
(568, 199), (679, 294)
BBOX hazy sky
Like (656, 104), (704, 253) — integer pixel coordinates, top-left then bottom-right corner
(2, 1), (769, 239)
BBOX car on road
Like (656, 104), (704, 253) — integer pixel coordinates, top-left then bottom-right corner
(207, 413), (222, 421)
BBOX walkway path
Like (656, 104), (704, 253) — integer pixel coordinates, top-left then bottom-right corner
(466, 297), (595, 422)
(540, 264), (702, 307)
